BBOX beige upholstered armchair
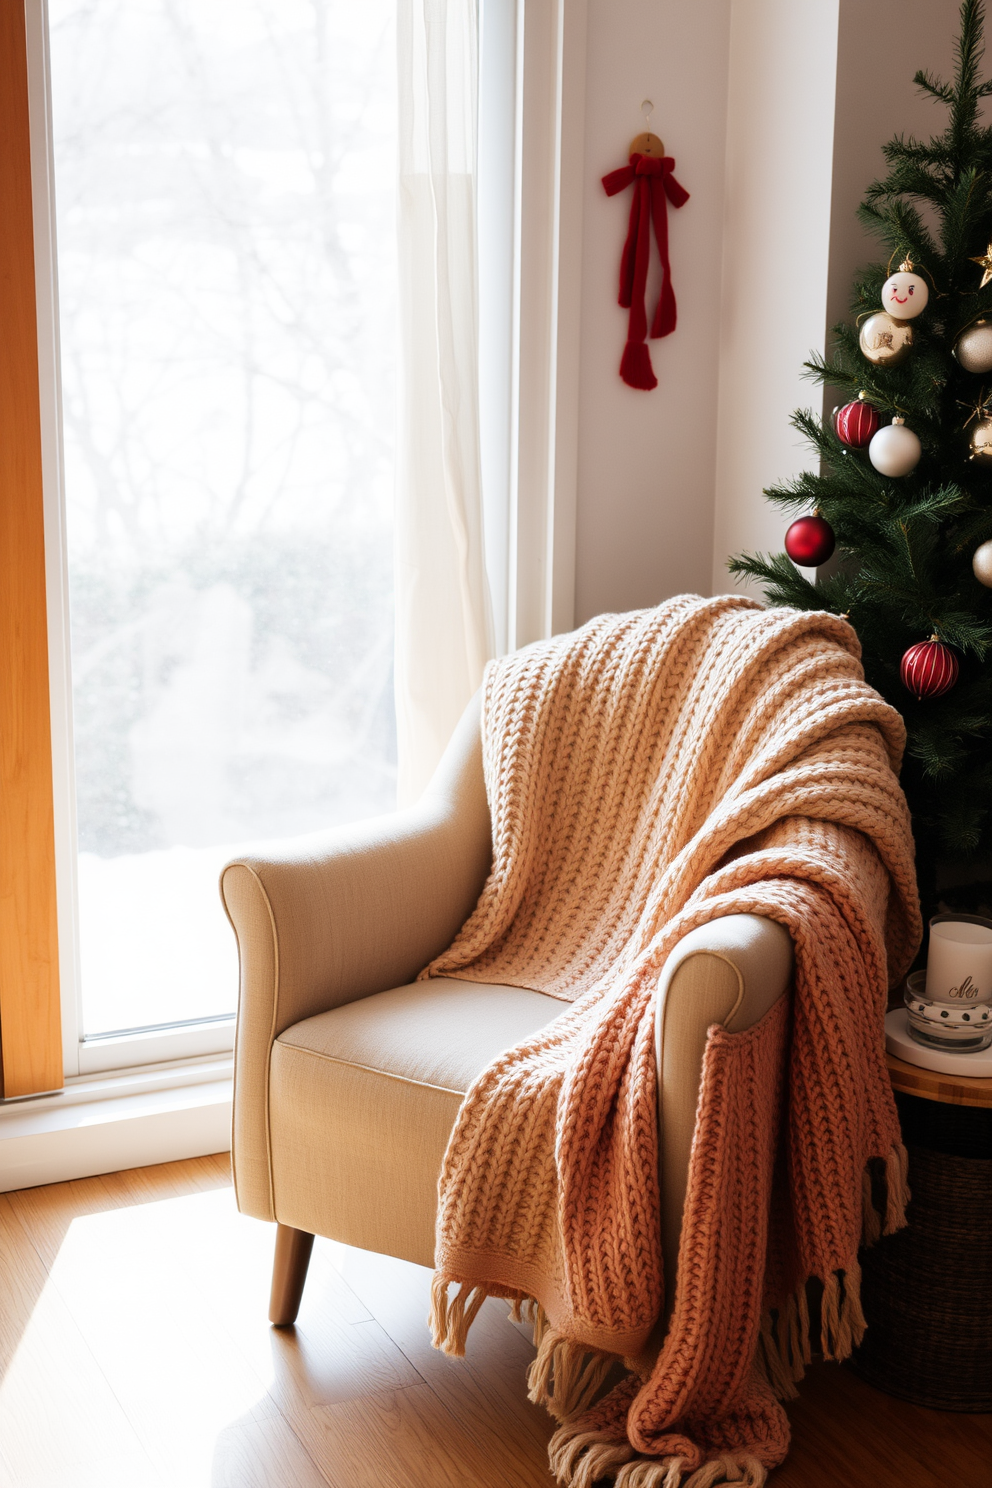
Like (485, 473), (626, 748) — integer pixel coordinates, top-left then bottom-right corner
(221, 695), (794, 1327)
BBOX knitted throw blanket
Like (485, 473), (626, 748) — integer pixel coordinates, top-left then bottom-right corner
(424, 596), (921, 1488)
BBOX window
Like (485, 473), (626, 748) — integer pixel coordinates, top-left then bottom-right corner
(4, 0), (563, 1102)
(49, 0), (398, 1052)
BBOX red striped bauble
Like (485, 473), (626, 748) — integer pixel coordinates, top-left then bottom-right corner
(900, 637), (959, 699)
(836, 399), (880, 448)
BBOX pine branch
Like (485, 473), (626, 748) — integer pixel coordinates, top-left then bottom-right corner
(930, 612), (992, 653)
(883, 134), (955, 169)
(726, 552), (824, 609)
(952, 0), (986, 142)
(914, 69), (955, 105)
(895, 483), (973, 523)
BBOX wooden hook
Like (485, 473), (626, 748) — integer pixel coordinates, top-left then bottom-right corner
(629, 131), (665, 158)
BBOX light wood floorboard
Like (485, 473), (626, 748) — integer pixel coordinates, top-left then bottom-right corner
(0, 1153), (987, 1487)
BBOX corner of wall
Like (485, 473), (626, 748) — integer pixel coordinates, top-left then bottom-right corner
(711, 0), (841, 598)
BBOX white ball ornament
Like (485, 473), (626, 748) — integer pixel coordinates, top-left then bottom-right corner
(868, 416), (922, 477)
(881, 260), (929, 320)
(973, 538), (992, 587)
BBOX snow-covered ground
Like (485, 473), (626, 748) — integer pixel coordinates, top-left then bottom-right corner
(77, 845), (242, 1034)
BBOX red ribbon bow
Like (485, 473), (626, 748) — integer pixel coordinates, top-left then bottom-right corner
(602, 153), (689, 390)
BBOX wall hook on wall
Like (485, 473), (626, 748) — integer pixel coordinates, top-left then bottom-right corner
(631, 98), (664, 158)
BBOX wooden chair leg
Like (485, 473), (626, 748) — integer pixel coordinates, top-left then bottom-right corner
(269, 1224), (315, 1326)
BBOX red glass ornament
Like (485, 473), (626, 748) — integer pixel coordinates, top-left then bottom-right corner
(784, 515), (836, 567)
(836, 400), (880, 448)
(900, 637), (959, 699)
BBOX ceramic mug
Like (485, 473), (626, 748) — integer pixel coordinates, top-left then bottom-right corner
(925, 913), (992, 1005)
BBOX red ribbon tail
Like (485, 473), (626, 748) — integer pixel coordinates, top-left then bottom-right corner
(651, 279), (677, 338)
(619, 341), (657, 390)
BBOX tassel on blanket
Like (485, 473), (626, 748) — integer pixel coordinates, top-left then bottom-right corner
(758, 1314), (798, 1401)
(683, 1455), (766, 1487)
(861, 1167), (882, 1246)
(549, 1429), (637, 1488)
(819, 1261), (867, 1362)
(509, 1295), (540, 1327)
(883, 1142), (910, 1234)
(550, 1421), (765, 1488)
(757, 1288), (813, 1400)
(429, 1274), (488, 1356)
(615, 1456), (687, 1487)
(527, 1327), (616, 1422)
(857, 1146), (909, 1247)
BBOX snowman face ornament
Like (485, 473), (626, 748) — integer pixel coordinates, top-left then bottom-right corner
(882, 268), (929, 321)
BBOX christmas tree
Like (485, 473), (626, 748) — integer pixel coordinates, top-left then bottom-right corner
(730, 0), (992, 917)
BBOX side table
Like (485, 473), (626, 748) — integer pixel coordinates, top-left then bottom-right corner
(847, 1053), (992, 1411)
(885, 1050), (992, 1110)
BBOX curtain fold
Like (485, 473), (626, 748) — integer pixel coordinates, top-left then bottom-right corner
(395, 0), (495, 805)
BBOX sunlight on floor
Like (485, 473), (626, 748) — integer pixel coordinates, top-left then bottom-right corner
(0, 1173), (464, 1488)
(0, 1186), (272, 1486)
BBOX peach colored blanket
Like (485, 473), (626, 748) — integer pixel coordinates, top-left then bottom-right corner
(425, 596), (920, 1488)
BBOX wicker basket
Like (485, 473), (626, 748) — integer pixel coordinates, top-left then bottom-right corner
(849, 1093), (992, 1412)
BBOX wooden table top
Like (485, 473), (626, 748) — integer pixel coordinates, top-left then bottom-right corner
(886, 1050), (992, 1108)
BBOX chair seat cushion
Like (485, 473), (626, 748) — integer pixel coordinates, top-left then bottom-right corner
(267, 977), (564, 1267)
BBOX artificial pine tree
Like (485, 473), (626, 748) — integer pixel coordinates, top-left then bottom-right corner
(731, 0), (992, 920)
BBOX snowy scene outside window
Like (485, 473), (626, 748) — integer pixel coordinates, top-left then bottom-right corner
(51, 0), (397, 1036)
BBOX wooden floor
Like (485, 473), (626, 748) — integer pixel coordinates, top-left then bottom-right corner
(0, 1155), (987, 1487)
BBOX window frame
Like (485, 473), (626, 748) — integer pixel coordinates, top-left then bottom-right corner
(0, 0), (62, 1099)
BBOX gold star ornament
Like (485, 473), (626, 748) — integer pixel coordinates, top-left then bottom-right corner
(970, 243), (992, 287)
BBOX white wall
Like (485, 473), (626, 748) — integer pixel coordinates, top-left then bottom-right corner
(568, 0), (967, 623)
(711, 0), (840, 592)
(827, 0), (960, 332)
(573, 0), (731, 623)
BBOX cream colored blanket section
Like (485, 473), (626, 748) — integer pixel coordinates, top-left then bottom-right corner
(423, 595), (921, 1488)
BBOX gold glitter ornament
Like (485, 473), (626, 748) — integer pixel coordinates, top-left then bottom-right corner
(858, 311), (914, 366)
(973, 537), (992, 587)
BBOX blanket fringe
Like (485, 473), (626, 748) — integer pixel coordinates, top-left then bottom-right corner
(616, 1457), (688, 1487)
(757, 1286), (812, 1400)
(861, 1167), (882, 1246)
(819, 1260), (867, 1362)
(549, 1423), (765, 1488)
(527, 1327), (616, 1422)
(429, 1274), (488, 1357)
(509, 1295), (540, 1327)
(883, 1142), (910, 1235)
(549, 1429), (637, 1488)
(683, 1456), (766, 1487)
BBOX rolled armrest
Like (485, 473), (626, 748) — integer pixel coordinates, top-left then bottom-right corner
(656, 914), (794, 1312)
(222, 693), (491, 1219)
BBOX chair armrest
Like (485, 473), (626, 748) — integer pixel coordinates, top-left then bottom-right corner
(221, 693), (491, 1220)
(655, 914), (794, 1313)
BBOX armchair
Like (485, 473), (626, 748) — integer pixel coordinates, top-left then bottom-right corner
(221, 695), (794, 1328)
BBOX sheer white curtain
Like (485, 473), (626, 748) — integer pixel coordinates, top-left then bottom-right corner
(395, 0), (495, 804)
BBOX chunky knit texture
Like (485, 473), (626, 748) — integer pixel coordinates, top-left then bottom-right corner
(423, 596), (921, 1487)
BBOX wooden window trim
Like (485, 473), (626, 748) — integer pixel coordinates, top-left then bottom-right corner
(0, 0), (63, 1098)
